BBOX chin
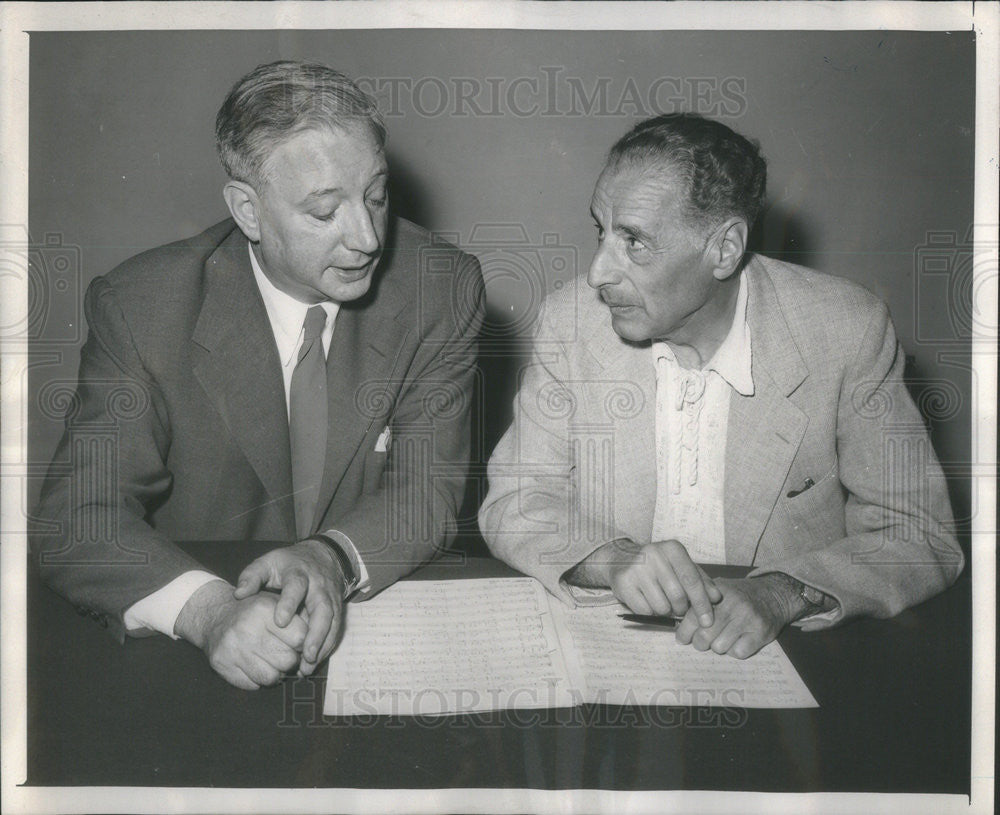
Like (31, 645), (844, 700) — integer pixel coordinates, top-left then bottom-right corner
(324, 269), (374, 303)
(609, 312), (653, 343)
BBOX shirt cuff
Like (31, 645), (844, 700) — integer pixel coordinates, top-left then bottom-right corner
(123, 571), (226, 639)
(320, 528), (371, 595)
(559, 580), (618, 607)
(791, 605), (841, 627)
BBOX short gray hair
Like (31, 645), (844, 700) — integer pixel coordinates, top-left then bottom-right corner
(607, 113), (767, 231)
(215, 61), (386, 187)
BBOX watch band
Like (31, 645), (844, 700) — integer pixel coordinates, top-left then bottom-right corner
(765, 572), (826, 619)
(306, 533), (359, 596)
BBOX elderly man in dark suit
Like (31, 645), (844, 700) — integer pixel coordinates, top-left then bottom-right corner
(33, 61), (484, 689)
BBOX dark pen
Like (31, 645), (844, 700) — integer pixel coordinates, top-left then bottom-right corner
(618, 613), (685, 630)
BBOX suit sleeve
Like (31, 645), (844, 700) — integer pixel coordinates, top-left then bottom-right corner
(478, 301), (631, 604)
(32, 277), (213, 642)
(331, 253), (485, 596)
(752, 301), (964, 627)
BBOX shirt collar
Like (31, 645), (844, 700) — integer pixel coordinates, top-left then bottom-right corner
(652, 271), (754, 396)
(248, 242), (340, 368)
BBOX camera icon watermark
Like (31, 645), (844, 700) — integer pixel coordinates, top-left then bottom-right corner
(0, 224), (82, 345)
(422, 224), (578, 342)
(913, 226), (998, 346)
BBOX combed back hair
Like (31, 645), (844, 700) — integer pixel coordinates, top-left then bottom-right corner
(606, 113), (767, 231)
(215, 61), (386, 187)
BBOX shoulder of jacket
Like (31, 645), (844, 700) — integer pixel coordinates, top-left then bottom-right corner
(98, 219), (238, 301)
(383, 216), (483, 311)
(535, 275), (606, 341)
(752, 254), (887, 326)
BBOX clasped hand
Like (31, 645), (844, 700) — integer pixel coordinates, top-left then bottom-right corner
(176, 539), (346, 689)
(673, 575), (799, 659)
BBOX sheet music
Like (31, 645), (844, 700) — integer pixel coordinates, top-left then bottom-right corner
(324, 578), (579, 716)
(324, 577), (817, 716)
(553, 602), (818, 708)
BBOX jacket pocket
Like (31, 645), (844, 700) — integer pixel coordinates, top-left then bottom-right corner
(779, 466), (846, 547)
(363, 447), (388, 494)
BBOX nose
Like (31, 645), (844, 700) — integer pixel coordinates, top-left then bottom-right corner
(342, 201), (381, 256)
(587, 241), (618, 290)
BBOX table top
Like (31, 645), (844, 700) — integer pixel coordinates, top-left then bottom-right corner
(26, 541), (971, 793)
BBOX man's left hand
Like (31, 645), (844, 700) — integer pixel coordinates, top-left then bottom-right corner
(674, 575), (800, 659)
(233, 539), (346, 674)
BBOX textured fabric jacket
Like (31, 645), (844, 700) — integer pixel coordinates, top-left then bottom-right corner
(479, 255), (962, 627)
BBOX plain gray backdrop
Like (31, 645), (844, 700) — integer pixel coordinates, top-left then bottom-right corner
(26, 29), (975, 546)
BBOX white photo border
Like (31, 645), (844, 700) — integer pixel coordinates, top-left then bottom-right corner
(1, 3), (996, 814)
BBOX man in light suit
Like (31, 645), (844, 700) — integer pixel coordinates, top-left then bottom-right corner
(479, 113), (962, 658)
(33, 62), (484, 689)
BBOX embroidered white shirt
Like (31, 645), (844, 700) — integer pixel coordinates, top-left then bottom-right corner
(650, 272), (753, 564)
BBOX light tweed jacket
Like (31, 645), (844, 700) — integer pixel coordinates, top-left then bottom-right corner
(479, 255), (963, 629)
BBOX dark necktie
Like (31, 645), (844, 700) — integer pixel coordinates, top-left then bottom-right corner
(290, 305), (328, 539)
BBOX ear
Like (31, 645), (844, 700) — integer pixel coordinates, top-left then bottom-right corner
(222, 180), (262, 243)
(708, 218), (748, 281)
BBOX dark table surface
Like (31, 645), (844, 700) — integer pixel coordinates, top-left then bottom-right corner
(26, 541), (971, 793)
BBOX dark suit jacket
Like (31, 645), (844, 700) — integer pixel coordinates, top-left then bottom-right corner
(33, 217), (484, 641)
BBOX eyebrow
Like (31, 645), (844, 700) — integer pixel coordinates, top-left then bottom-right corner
(616, 221), (657, 245)
(590, 205), (656, 245)
(301, 187), (342, 204)
(299, 170), (389, 205)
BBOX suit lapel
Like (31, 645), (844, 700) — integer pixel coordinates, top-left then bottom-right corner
(724, 371), (807, 564)
(581, 314), (658, 541)
(312, 263), (411, 530)
(616, 349), (658, 541)
(724, 258), (809, 564)
(191, 227), (295, 534)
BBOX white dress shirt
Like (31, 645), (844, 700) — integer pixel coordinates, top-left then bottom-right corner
(124, 243), (370, 638)
(563, 273), (751, 604)
(650, 272), (754, 562)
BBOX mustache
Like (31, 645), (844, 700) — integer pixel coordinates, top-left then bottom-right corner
(598, 289), (637, 308)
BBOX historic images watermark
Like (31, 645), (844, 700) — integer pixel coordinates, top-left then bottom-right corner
(913, 226), (998, 346)
(357, 70), (748, 119)
(279, 677), (750, 729)
(2, 225), (156, 561)
(0, 224), (82, 346)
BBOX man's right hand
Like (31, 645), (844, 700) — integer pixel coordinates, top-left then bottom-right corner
(570, 538), (722, 627)
(174, 579), (308, 690)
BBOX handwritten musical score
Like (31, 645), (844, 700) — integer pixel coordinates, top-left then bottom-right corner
(323, 577), (816, 716)
(555, 602), (817, 708)
(324, 578), (578, 715)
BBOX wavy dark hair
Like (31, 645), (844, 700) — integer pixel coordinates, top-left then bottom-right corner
(607, 113), (767, 231)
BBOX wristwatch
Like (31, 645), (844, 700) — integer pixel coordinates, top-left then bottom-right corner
(307, 533), (360, 597)
(797, 580), (827, 614)
(767, 572), (827, 618)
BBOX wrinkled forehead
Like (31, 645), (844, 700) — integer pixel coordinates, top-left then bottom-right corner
(591, 159), (689, 220)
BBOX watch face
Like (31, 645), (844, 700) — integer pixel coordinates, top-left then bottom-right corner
(801, 584), (825, 607)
